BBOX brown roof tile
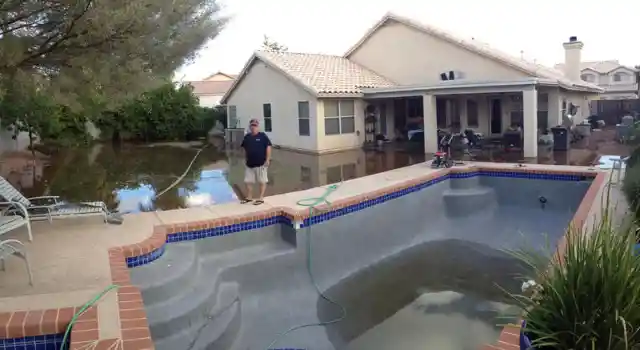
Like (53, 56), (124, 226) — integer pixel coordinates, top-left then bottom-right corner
(187, 80), (234, 95)
(256, 50), (396, 94)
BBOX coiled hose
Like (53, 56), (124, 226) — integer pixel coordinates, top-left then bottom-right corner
(265, 183), (347, 349)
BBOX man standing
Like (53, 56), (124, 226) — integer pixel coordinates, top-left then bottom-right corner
(240, 119), (272, 205)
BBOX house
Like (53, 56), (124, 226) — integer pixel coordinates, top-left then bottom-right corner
(554, 60), (638, 100)
(221, 12), (603, 157)
(187, 72), (237, 107)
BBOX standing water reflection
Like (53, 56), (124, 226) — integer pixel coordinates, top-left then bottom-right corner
(4, 143), (425, 213)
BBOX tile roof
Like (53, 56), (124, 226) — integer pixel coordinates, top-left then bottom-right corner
(255, 50), (396, 94)
(554, 60), (638, 74)
(187, 80), (234, 95)
(345, 12), (603, 92)
(202, 72), (238, 80)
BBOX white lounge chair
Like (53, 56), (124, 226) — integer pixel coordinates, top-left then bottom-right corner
(0, 201), (32, 241)
(0, 239), (33, 286)
(0, 176), (108, 223)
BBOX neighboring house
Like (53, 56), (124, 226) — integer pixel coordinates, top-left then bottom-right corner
(554, 60), (638, 100)
(221, 12), (603, 157)
(187, 72), (237, 107)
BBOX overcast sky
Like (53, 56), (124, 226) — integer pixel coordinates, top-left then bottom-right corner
(176, 0), (639, 81)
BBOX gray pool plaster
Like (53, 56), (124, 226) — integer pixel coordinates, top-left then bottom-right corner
(129, 174), (592, 350)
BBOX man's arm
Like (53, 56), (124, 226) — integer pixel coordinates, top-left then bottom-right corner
(264, 133), (272, 165)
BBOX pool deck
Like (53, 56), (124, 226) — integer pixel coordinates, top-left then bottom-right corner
(0, 161), (622, 349)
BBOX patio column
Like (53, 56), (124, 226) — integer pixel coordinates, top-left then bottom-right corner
(522, 87), (538, 158)
(547, 88), (563, 127)
(422, 94), (439, 153)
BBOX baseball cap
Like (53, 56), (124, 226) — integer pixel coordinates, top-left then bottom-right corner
(249, 119), (259, 126)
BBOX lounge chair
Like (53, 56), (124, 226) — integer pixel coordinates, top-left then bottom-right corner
(0, 239), (33, 286)
(0, 177), (108, 223)
(0, 201), (32, 241)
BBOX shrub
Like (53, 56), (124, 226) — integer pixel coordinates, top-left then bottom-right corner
(623, 163), (640, 222)
(505, 208), (640, 349)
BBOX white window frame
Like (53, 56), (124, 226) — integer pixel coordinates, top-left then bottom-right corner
(324, 100), (355, 135)
(613, 72), (627, 82)
(262, 103), (272, 132)
(298, 101), (310, 136)
(581, 73), (595, 82)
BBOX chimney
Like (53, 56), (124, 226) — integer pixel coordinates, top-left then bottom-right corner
(562, 36), (583, 81)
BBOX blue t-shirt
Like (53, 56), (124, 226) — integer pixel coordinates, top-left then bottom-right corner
(241, 132), (272, 168)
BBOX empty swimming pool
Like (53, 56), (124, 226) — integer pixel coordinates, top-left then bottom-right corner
(128, 169), (594, 350)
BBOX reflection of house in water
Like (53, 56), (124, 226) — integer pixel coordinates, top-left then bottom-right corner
(226, 148), (424, 196)
(0, 151), (48, 191)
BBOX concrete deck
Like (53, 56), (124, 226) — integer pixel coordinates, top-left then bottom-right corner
(0, 161), (620, 349)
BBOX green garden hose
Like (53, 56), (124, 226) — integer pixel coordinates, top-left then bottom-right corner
(60, 284), (120, 350)
(265, 183), (347, 349)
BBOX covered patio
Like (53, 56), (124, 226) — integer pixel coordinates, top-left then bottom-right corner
(362, 78), (596, 158)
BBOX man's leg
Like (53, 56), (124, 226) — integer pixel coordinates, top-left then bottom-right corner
(243, 166), (255, 202)
(255, 166), (268, 203)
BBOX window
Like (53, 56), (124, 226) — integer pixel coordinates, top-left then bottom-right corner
(262, 103), (272, 132)
(300, 166), (311, 184)
(509, 111), (523, 127)
(450, 100), (460, 127)
(466, 100), (479, 127)
(324, 100), (355, 135)
(326, 163), (357, 184)
(581, 74), (595, 82)
(298, 101), (310, 136)
(436, 98), (447, 128)
(537, 111), (549, 130)
(613, 73), (627, 82)
(228, 105), (238, 128)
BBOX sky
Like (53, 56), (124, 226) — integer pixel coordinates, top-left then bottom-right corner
(176, 0), (640, 81)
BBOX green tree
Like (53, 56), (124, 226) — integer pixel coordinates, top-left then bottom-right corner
(262, 35), (288, 52)
(0, 0), (227, 109)
(94, 82), (211, 142)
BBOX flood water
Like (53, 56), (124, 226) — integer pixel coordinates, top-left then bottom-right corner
(1, 143), (425, 212)
(318, 239), (526, 350)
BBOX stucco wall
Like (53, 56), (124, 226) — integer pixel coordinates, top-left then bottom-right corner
(224, 60), (320, 152)
(347, 20), (531, 85)
(198, 95), (223, 107)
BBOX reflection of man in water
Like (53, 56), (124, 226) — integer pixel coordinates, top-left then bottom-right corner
(240, 119), (271, 205)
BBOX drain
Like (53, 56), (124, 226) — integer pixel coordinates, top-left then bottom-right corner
(538, 196), (547, 208)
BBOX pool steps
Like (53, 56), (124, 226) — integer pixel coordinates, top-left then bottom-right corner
(443, 177), (497, 217)
(153, 282), (241, 350)
(130, 237), (295, 350)
(131, 242), (199, 305)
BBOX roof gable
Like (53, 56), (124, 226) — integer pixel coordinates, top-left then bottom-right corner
(203, 72), (237, 81)
(556, 61), (638, 75)
(609, 66), (637, 75)
(221, 51), (396, 104)
(187, 80), (234, 96)
(345, 12), (602, 92)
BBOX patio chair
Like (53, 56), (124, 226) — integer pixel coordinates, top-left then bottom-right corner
(0, 201), (32, 241)
(0, 239), (33, 286)
(0, 177), (108, 223)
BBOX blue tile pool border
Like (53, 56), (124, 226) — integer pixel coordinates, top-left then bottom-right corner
(125, 169), (597, 268)
(0, 333), (65, 350)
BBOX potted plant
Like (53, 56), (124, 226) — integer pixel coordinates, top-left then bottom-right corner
(505, 209), (640, 349)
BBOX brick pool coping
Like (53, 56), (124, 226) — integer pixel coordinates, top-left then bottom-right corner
(0, 165), (607, 350)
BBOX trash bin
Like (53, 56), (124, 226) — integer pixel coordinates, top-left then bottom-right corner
(551, 126), (570, 151)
